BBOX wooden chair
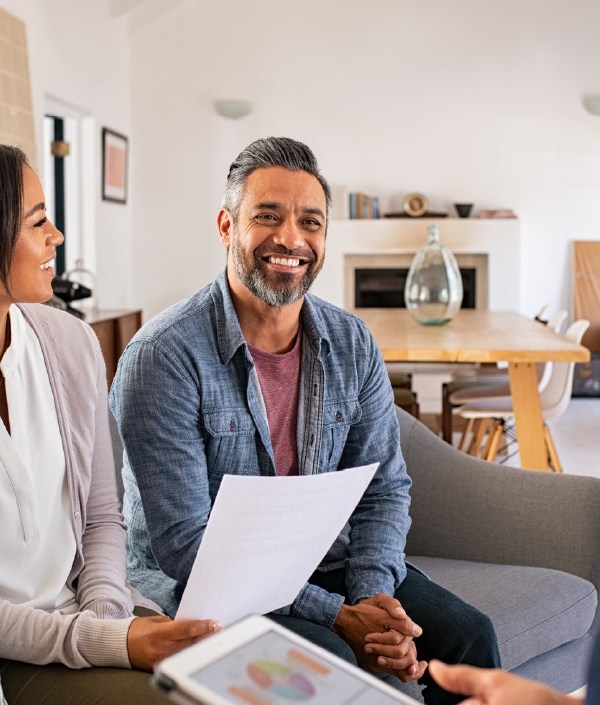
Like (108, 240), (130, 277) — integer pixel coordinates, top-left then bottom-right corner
(455, 319), (590, 471)
(441, 310), (568, 443)
(386, 364), (420, 419)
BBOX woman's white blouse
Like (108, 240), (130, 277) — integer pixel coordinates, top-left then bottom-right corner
(0, 305), (77, 612)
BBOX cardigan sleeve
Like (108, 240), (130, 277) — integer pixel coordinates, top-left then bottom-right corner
(0, 305), (137, 668)
(71, 326), (136, 620)
(0, 599), (133, 668)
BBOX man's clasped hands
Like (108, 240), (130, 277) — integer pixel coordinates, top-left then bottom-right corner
(333, 593), (427, 682)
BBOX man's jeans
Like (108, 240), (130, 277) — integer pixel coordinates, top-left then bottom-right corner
(272, 566), (500, 705)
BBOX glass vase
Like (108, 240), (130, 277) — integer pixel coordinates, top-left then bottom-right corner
(404, 225), (463, 325)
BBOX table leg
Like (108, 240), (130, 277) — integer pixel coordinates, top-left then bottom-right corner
(508, 362), (548, 470)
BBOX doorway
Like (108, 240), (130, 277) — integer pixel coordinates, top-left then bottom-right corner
(43, 114), (66, 275)
(42, 100), (97, 280)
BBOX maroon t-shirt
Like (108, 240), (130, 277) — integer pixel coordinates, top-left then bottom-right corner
(248, 331), (302, 476)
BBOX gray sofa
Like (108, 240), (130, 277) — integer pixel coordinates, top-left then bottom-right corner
(395, 405), (599, 698)
(110, 409), (599, 697)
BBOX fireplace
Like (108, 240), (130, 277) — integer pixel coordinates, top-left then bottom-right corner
(354, 266), (477, 309)
(344, 253), (488, 313)
(309, 218), (520, 312)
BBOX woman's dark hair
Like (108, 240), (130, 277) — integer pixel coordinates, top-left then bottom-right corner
(0, 144), (29, 292)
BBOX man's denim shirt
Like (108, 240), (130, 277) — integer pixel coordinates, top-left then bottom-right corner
(109, 271), (412, 626)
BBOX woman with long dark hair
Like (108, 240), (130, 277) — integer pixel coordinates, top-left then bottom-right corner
(0, 144), (219, 704)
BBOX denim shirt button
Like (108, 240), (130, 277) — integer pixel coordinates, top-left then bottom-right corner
(335, 411), (343, 422)
(229, 420), (237, 432)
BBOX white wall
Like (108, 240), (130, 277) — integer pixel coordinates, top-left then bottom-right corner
(130, 0), (600, 320)
(5, 1), (599, 320)
(1, 0), (133, 308)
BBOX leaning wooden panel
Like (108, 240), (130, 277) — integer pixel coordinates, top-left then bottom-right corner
(0, 7), (36, 164)
(573, 241), (600, 351)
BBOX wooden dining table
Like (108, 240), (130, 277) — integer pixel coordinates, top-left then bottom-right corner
(357, 309), (590, 470)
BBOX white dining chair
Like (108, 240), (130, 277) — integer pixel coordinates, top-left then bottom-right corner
(441, 310), (568, 443)
(455, 318), (590, 471)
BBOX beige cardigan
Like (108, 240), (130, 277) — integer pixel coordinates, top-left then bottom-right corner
(0, 304), (135, 669)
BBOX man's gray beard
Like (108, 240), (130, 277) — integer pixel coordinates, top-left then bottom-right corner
(231, 241), (322, 308)
(238, 263), (316, 308)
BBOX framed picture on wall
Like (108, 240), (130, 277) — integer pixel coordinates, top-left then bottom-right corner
(102, 127), (128, 204)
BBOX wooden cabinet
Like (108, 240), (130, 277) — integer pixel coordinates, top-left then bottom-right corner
(85, 309), (142, 384)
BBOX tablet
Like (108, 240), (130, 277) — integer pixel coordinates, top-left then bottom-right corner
(152, 614), (421, 705)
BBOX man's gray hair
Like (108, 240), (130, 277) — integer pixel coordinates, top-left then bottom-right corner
(223, 137), (332, 222)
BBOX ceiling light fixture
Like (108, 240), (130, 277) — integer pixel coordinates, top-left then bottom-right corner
(214, 99), (253, 120)
(582, 93), (600, 117)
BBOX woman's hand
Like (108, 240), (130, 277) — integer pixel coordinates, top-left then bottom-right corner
(428, 660), (581, 705)
(127, 615), (221, 671)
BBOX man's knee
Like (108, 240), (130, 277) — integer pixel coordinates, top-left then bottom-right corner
(452, 606), (500, 668)
(471, 610), (500, 659)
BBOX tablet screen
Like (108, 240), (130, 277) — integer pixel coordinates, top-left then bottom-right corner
(190, 629), (403, 705)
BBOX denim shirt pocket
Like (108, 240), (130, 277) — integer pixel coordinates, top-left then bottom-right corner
(322, 399), (362, 470)
(202, 409), (259, 497)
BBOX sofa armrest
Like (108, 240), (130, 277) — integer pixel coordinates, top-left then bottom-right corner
(397, 407), (600, 596)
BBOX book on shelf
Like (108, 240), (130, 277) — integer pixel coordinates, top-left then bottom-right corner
(348, 192), (380, 219)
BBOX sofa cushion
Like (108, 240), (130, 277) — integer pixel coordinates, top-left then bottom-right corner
(407, 556), (597, 671)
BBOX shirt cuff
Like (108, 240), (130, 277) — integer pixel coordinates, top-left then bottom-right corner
(289, 583), (346, 629)
(346, 565), (406, 606)
(75, 612), (134, 668)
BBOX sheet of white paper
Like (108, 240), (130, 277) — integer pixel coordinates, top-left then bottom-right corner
(176, 463), (379, 625)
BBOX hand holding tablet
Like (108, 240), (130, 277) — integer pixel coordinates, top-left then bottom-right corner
(153, 615), (422, 705)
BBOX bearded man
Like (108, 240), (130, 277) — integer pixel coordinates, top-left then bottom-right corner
(110, 137), (499, 705)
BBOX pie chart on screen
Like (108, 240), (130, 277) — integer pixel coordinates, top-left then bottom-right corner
(247, 660), (315, 700)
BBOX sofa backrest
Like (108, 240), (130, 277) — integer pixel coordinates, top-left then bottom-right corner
(396, 405), (600, 614)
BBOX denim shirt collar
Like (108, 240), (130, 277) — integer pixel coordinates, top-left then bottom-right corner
(211, 269), (331, 363)
(211, 270), (247, 365)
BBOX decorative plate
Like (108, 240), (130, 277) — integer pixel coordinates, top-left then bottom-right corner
(403, 192), (429, 217)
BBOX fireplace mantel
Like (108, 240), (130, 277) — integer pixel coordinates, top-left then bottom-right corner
(311, 218), (521, 312)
